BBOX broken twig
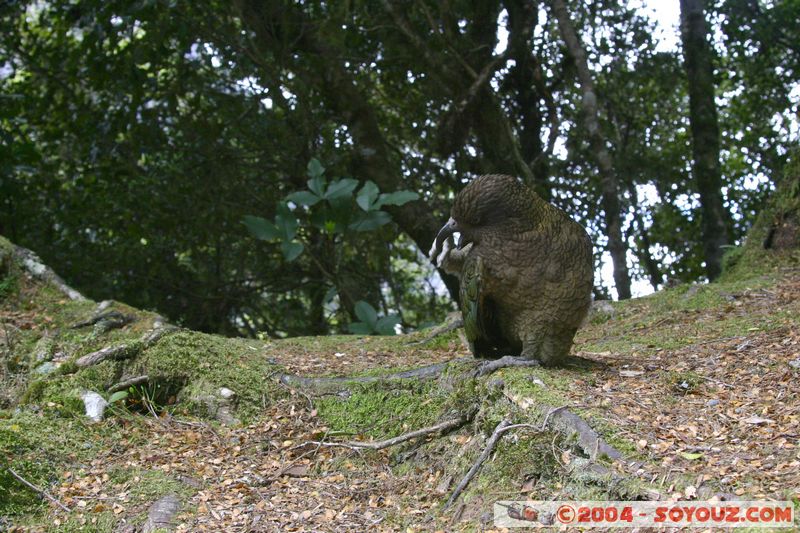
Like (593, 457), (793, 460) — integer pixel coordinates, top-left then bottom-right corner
(5, 467), (70, 512)
(294, 412), (474, 453)
(445, 418), (512, 509)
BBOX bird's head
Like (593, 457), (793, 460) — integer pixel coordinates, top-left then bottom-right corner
(432, 175), (535, 257)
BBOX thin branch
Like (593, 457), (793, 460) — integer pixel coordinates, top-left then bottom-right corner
(344, 413), (473, 450)
(444, 406), (572, 509)
(277, 358), (469, 393)
(445, 418), (512, 508)
(107, 375), (149, 394)
(5, 467), (70, 512)
(292, 412), (473, 453)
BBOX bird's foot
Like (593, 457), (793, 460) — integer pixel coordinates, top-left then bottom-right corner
(429, 237), (472, 274)
(471, 355), (541, 378)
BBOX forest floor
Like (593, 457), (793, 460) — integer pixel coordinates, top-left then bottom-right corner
(1, 238), (799, 531)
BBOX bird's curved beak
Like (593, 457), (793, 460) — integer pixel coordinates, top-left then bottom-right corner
(429, 217), (460, 260)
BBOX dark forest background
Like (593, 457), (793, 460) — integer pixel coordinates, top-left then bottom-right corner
(1, 0), (798, 337)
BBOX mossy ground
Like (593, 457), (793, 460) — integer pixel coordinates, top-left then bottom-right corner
(2, 227), (800, 530)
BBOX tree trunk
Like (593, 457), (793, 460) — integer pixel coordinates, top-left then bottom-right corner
(505, 0), (552, 200)
(679, 0), (732, 280)
(549, 0), (632, 299)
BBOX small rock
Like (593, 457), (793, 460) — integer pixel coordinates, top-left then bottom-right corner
(177, 475), (202, 489)
(34, 361), (59, 375)
(619, 370), (645, 378)
(788, 359), (800, 369)
(530, 377), (545, 387)
(488, 378), (505, 390)
(194, 391), (240, 426)
(142, 493), (180, 533)
(218, 387), (236, 399)
(82, 391), (108, 422)
(706, 399), (720, 407)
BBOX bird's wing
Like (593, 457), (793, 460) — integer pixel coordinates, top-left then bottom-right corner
(459, 253), (516, 358)
(459, 254), (483, 345)
(460, 253), (502, 353)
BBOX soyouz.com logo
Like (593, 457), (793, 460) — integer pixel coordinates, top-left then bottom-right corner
(494, 501), (795, 528)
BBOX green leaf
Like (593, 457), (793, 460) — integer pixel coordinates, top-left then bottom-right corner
(243, 215), (281, 240)
(356, 181), (380, 211)
(680, 452), (703, 461)
(108, 390), (129, 404)
(353, 300), (378, 329)
(286, 190), (321, 206)
(376, 190), (419, 207)
(307, 176), (326, 198)
(348, 211), (391, 232)
(324, 178), (359, 200)
(281, 241), (304, 262)
(348, 322), (373, 335)
(307, 158), (325, 180)
(275, 213), (299, 241)
(376, 315), (401, 335)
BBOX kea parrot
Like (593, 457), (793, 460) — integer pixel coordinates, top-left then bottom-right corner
(429, 174), (593, 366)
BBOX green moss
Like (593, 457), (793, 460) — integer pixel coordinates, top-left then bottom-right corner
(20, 379), (48, 404)
(20, 330), (285, 424)
(0, 409), (125, 517)
(501, 367), (575, 408)
(110, 465), (194, 506)
(316, 381), (446, 438)
(0, 236), (13, 271)
(578, 270), (795, 357)
(0, 273), (17, 300)
(722, 148), (800, 279)
(466, 431), (561, 500)
(0, 430), (49, 516)
(136, 332), (283, 421)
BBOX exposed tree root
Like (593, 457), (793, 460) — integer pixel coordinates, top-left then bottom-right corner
(445, 418), (512, 508)
(75, 326), (177, 368)
(277, 355), (548, 394)
(5, 466), (70, 512)
(545, 405), (621, 461)
(276, 359), (469, 394)
(142, 493), (180, 533)
(471, 355), (541, 377)
(296, 411), (475, 452)
(108, 375), (149, 393)
(13, 244), (86, 301)
(71, 308), (134, 333)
